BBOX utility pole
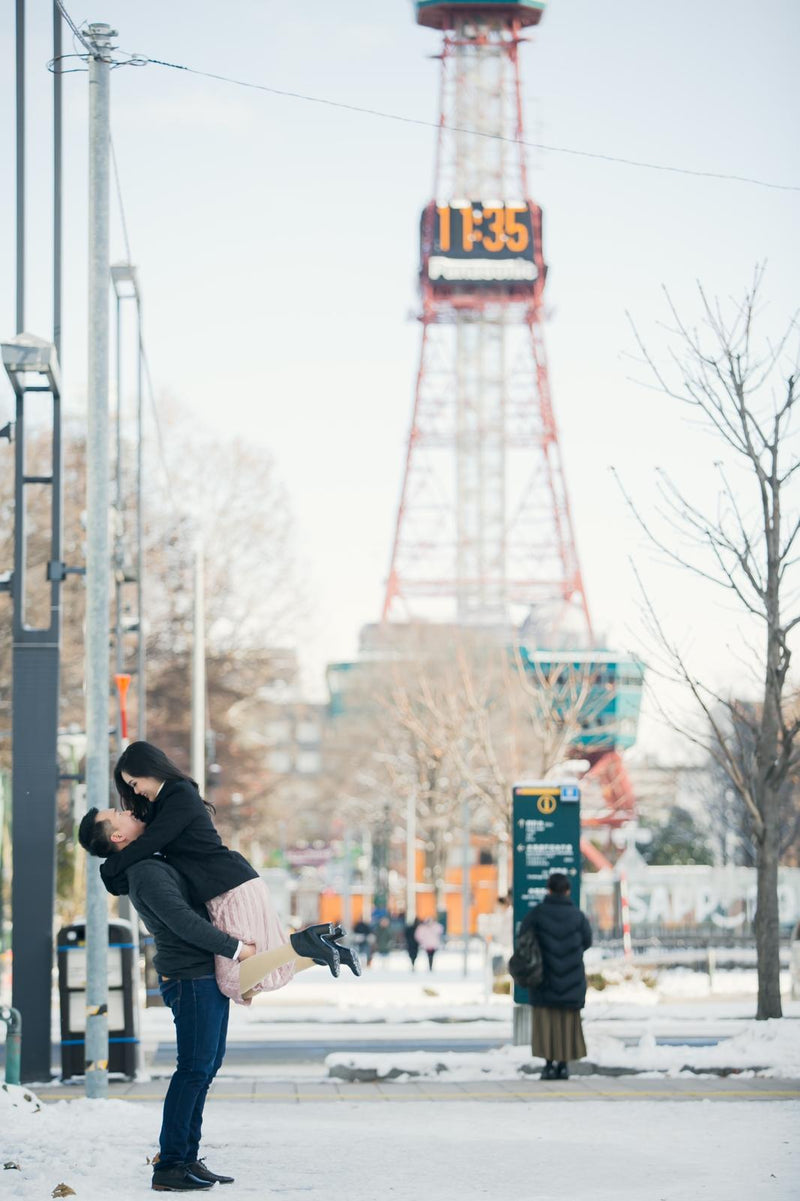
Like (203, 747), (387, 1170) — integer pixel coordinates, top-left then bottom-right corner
(461, 795), (470, 978)
(110, 263), (145, 743)
(84, 20), (117, 1101)
(191, 538), (206, 793)
(136, 308), (145, 739)
(341, 827), (352, 934)
(405, 790), (417, 924)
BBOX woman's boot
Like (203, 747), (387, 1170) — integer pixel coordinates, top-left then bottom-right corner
(289, 923), (341, 977)
(328, 924), (363, 976)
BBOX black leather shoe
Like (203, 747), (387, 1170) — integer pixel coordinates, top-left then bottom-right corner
(555, 1061), (569, 1079)
(188, 1160), (234, 1184)
(152, 1164), (214, 1191)
(328, 925), (363, 976)
(540, 1061), (556, 1080)
(290, 923), (341, 977)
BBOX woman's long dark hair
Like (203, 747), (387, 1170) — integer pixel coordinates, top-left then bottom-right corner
(114, 740), (214, 820)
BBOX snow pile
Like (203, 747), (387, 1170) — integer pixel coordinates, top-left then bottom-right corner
(326, 1017), (800, 1081)
(0, 1082), (42, 1113)
(588, 1018), (800, 1075)
(0, 1093), (153, 1198)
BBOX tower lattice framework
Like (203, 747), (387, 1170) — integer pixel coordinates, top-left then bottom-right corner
(383, 2), (592, 646)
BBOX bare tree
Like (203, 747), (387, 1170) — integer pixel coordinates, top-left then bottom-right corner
(321, 626), (616, 909)
(624, 269), (799, 1019)
(1, 412), (308, 915)
(699, 704), (800, 868)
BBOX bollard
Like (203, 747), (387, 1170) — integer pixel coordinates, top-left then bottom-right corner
(0, 1005), (22, 1085)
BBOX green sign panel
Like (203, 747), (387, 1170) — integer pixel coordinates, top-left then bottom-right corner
(512, 783), (581, 1004)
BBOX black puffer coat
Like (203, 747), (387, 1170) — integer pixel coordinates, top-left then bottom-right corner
(519, 893), (592, 1010)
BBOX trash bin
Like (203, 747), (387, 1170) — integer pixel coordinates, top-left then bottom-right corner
(140, 930), (164, 1008)
(57, 919), (139, 1080)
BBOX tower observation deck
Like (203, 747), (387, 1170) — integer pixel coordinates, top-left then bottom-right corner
(383, 0), (591, 647)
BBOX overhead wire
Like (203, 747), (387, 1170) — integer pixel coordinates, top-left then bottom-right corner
(108, 123), (179, 519)
(110, 134), (133, 266)
(140, 56), (799, 195)
(53, 0), (93, 54)
(51, 0), (798, 194)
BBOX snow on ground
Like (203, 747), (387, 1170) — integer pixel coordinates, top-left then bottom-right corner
(229, 946), (795, 1023)
(1, 1088), (797, 1201)
(2, 950), (799, 1198)
(325, 1017), (800, 1081)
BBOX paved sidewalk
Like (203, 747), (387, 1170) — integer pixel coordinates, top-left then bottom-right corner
(31, 1074), (800, 1103)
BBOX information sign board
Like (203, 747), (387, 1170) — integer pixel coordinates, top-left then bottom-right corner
(511, 783), (581, 1004)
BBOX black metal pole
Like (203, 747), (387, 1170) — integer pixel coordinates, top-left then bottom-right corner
(10, 371), (63, 1082)
(53, 1), (63, 358)
(16, 0), (25, 334)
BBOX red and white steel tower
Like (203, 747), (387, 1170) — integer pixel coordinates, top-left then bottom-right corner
(383, 0), (592, 647)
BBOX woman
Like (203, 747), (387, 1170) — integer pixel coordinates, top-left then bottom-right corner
(414, 915), (444, 970)
(87, 740), (359, 1002)
(519, 872), (593, 1079)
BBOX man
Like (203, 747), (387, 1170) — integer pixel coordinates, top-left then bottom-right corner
(79, 805), (249, 1192)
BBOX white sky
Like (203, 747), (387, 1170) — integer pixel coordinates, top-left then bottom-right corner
(0, 1), (798, 753)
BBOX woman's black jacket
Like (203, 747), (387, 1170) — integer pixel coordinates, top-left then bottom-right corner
(519, 893), (593, 1009)
(99, 780), (257, 905)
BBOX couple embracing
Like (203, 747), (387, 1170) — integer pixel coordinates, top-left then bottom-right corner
(80, 740), (360, 1192)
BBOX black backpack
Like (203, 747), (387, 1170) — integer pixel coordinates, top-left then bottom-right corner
(508, 923), (544, 991)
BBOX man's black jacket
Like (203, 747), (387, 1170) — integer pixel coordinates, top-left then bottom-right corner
(126, 858), (238, 979)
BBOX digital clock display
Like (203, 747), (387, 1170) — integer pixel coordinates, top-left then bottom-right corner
(424, 201), (542, 287)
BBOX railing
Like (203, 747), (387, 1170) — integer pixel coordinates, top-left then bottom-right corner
(0, 1004), (21, 1085)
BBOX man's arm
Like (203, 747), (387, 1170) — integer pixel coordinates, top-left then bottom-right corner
(100, 788), (202, 890)
(128, 861), (239, 959)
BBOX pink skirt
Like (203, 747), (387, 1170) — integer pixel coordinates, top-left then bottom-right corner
(206, 877), (295, 1006)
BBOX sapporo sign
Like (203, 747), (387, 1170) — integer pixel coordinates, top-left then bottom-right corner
(512, 782), (581, 1004)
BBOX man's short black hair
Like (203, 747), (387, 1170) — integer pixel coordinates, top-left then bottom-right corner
(547, 872), (570, 895)
(78, 807), (115, 858)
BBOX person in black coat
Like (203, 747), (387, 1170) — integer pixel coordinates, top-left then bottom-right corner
(518, 871), (593, 1080)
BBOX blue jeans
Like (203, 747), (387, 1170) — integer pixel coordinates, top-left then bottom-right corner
(158, 975), (230, 1169)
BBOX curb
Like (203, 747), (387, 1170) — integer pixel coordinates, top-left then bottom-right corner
(328, 1060), (770, 1083)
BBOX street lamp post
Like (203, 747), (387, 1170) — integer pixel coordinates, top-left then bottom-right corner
(2, 333), (65, 1082)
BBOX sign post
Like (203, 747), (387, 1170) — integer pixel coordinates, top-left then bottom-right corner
(511, 782), (581, 1044)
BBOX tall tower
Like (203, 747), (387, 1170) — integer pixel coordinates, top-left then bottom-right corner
(383, 0), (592, 647)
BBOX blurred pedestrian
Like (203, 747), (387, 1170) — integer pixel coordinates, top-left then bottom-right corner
(404, 915), (421, 970)
(353, 918), (375, 968)
(414, 915), (444, 970)
(518, 872), (592, 1080)
(374, 915), (394, 961)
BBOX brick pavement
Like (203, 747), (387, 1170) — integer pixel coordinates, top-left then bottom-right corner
(29, 1074), (800, 1103)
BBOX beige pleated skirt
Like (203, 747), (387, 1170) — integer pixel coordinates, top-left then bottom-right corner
(206, 877), (295, 1006)
(532, 1006), (587, 1062)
